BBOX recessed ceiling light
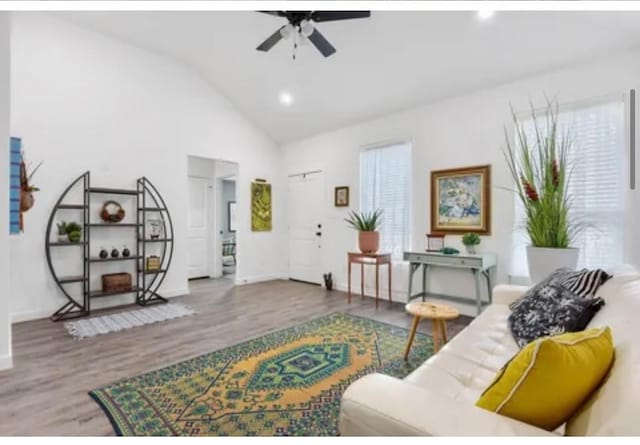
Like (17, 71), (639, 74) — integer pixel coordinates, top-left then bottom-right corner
(477, 9), (495, 20)
(279, 92), (293, 106)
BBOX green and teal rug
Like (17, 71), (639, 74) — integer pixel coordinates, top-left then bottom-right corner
(89, 312), (433, 436)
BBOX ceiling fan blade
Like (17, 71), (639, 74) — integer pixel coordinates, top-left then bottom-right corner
(258, 11), (288, 18)
(256, 26), (285, 52)
(307, 27), (336, 58)
(311, 11), (371, 22)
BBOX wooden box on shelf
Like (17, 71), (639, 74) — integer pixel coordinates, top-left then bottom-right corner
(146, 255), (161, 271)
(102, 273), (132, 293)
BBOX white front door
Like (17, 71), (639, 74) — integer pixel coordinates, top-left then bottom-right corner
(288, 171), (324, 284)
(188, 176), (212, 279)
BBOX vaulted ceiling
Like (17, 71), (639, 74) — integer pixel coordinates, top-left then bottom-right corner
(56, 11), (640, 143)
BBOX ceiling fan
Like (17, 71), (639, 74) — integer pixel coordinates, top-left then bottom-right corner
(256, 11), (371, 58)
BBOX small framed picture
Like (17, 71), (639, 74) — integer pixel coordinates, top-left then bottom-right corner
(334, 186), (349, 207)
(426, 233), (445, 252)
(146, 218), (163, 240)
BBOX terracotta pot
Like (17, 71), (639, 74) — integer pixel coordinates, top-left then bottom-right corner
(20, 190), (34, 212)
(358, 231), (380, 254)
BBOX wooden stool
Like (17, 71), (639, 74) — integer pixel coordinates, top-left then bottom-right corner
(403, 301), (460, 360)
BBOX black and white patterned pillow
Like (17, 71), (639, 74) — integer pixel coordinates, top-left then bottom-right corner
(508, 283), (605, 348)
(563, 268), (612, 298)
(509, 268), (612, 311)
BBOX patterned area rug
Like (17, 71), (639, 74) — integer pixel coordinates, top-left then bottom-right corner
(89, 312), (433, 436)
(65, 303), (195, 339)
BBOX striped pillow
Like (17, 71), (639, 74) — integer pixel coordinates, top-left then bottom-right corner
(563, 268), (612, 298)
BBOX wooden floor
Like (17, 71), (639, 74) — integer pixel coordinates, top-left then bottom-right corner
(0, 279), (471, 435)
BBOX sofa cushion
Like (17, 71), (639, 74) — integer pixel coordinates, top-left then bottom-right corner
(566, 276), (640, 435)
(405, 305), (519, 404)
(508, 284), (605, 348)
(476, 327), (614, 431)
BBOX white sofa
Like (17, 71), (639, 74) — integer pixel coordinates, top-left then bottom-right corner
(339, 266), (640, 436)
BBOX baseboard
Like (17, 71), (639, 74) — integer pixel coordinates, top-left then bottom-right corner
(332, 282), (408, 303)
(0, 354), (12, 370)
(10, 287), (191, 324)
(235, 274), (288, 286)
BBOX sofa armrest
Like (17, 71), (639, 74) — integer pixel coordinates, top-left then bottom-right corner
(339, 373), (554, 436)
(492, 284), (529, 306)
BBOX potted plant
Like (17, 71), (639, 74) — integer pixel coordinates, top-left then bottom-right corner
(65, 221), (82, 243)
(504, 99), (580, 282)
(462, 232), (481, 255)
(19, 153), (42, 213)
(345, 209), (383, 254)
(56, 221), (68, 242)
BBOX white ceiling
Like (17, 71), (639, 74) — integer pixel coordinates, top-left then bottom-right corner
(54, 11), (640, 143)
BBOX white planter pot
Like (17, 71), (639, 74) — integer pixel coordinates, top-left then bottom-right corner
(526, 246), (579, 283)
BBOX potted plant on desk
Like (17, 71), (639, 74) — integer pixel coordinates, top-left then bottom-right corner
(345, 209), (383, 254)
(462, 232), (481, 255)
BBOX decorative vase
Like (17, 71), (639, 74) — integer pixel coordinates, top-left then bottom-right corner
(526, 246), (579, 283)
(111, 248), (120, 258)
(122, 246), (130, 258)
(358, 231), (379, 254)
(99, 248), (109, 259)
(57, 234), (68, 243)
(464, 245), (477, 255)
(68, 231), (81, 243)
(20, 190), (34, 212)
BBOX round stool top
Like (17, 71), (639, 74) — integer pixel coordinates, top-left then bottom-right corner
(405, 301), (460, 320)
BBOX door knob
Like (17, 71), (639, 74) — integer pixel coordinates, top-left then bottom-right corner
(315, 232), (322, 236)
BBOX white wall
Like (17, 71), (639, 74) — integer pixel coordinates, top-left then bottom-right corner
(0, 12), (12, 369)
(282, 49), (640, 314)
(10, 13), (286, 322)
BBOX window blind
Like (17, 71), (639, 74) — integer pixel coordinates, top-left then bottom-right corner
(511, 100), (626, 276)
(360, 142), (411, 261)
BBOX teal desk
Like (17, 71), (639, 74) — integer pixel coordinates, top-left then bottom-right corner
(403, 251), (497, 315)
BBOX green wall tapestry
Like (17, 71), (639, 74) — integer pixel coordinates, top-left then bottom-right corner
(251, 181), (272, 231)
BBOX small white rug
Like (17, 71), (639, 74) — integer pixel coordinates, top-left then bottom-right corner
(64, 303), (196, 339)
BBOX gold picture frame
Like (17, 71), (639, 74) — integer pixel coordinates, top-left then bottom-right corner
(334, 186), (349, 207)
(430, 165), (491, 234)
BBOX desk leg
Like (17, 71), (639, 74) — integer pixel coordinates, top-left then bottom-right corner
(483, 268), (493, 304)
(473, 269), (482, 315)
(422, 264), (429, 302)
(361, 263), (365, 300)
(388, 262), (392, 305)
(407, 263), (414, 301)
(347, 260), (352, 304)
(375, 262), (380, 309)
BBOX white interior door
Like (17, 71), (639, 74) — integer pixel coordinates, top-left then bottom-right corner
(288, 171), (324, 284)
(188, 176), (212, 278)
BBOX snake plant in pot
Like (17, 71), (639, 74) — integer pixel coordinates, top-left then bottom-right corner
(345, 209), (383, 254)
(504, 99), (582, 282)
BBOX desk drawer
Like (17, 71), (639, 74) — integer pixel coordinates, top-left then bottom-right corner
(404, 252), (483, 268)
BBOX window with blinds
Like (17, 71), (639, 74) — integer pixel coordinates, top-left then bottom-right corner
(511, 99), (626, 277)
(360, 142), (411, 261)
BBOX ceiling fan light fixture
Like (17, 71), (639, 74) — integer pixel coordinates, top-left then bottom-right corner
(300, 20), (314, 37)
(280, 23), (294, 40)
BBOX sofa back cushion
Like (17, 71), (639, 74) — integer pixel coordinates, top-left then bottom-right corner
(566, 271), (640, 435)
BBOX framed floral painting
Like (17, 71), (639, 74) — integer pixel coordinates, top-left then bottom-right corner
(430, 165), (491, 234)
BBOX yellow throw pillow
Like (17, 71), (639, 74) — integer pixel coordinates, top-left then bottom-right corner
(476, 327), (614, 431)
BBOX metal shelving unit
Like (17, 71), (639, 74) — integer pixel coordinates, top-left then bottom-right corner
(45, 171), (174, 321)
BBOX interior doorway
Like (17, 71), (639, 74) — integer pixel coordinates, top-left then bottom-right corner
(187, 155), (238, 281)
(219, 175), (237, 279)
